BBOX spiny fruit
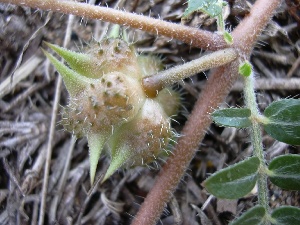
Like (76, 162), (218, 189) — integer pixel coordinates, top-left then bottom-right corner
(43, 30), (180, 184)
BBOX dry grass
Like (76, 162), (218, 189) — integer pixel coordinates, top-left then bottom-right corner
(0, 0), (299, 224)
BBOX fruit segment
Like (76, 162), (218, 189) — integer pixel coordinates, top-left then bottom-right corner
(104, 99), (172, 181)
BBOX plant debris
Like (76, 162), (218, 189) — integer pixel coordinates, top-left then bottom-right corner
(0, 1), (299, 224)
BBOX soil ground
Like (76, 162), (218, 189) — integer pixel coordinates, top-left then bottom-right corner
(0, 0), (299, 224)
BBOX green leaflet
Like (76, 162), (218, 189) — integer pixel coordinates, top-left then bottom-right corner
(183, 0), (223, 18)
(268, 154), (300, 190)
(203, 156), (260, 199)
(271, 206), (300, 225)
(263, 99), (300, 145)
(229, 206), (266, 225)
(211, 108), (252, 128)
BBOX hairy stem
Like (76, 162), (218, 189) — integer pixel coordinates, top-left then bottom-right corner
(132, 0), (282, 224)
(142, 48), (237, 97)
(1, 0), (282, 224)
(243, 74), (269, 223)
(0, 0), (227, 51)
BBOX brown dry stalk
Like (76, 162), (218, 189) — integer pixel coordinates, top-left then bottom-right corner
(0, 0), (226, 51)
(132, 0), (283, 224)
(38, 14), (75, 225)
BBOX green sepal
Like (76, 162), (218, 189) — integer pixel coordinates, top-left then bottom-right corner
(183, 0), (223, 18)
(268, 154), (300, 190)
(44, 42), (100, 79)
(203, 156), (260, 199)
(87, 132), (108, 184)
(229, 206), (266, 225)
(211, 108), (252, 128)
(239, 61), (252, 77)
(42, 49), (94, 96)
(263, 99), (300, 145)
(271, 206), (300, 225)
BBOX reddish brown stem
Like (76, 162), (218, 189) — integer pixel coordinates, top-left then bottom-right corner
(0, 0), (226, 51)
(132, 0), (282, 224)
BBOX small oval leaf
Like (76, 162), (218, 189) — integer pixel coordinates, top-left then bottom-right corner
(203, 157), (260, 199)
(239, 61), (252, 77)
(268, 154), (300, 190)
(263, 99), (300, 145)
(229, 206), (266, 225)
(271, 206), (300, 225)
(212, 108), (252, 128)
(183, 0), (223, 18)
